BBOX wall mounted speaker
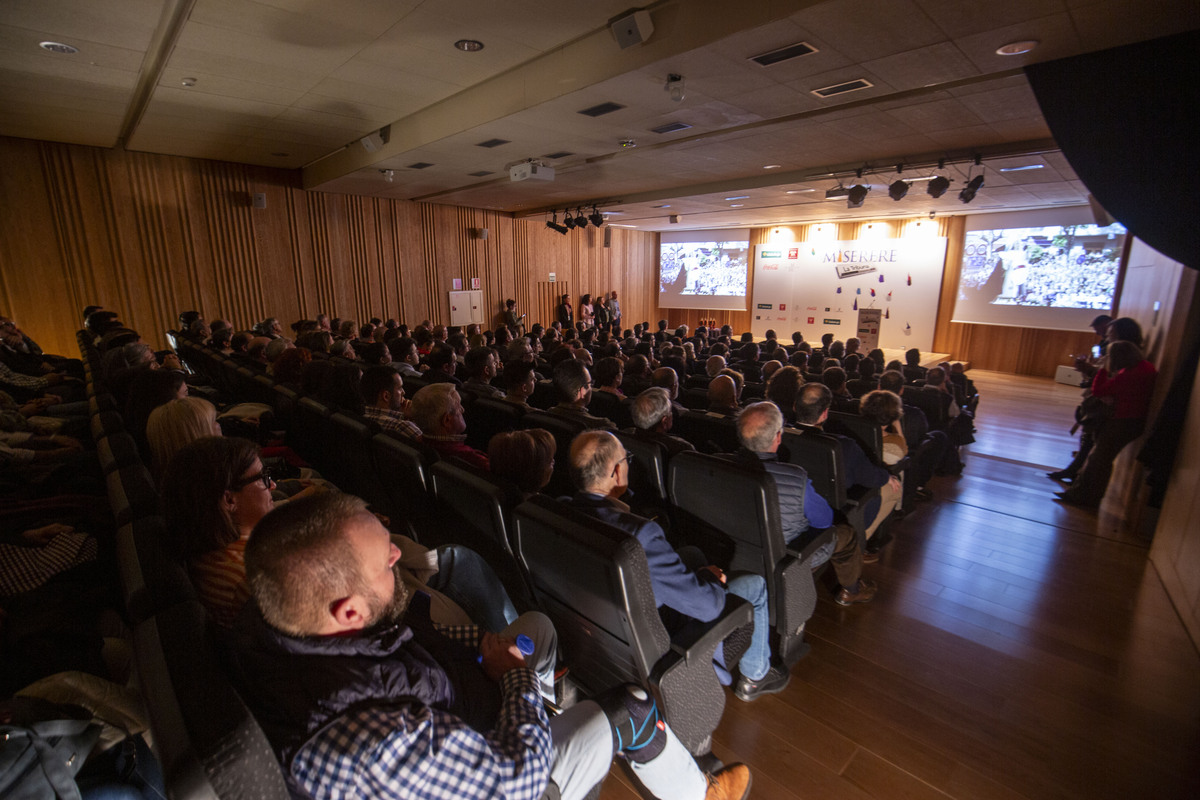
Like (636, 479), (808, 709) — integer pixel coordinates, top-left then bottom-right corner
(252, 193), (267, 209)
(610, 9), (653, 49)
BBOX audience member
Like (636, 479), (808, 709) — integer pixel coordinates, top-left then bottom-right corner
(411, 383), (489, 470)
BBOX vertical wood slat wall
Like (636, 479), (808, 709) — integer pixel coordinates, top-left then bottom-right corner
(1, 134), (1102, 377)
(0, 136), (656, 356)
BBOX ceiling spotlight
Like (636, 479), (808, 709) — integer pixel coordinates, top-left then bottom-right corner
(575, 208), (589, 228)
(927, 175), (951, 198)
(888, 180), (910, 201)
(825, 184), (849, 200)
(665, 73), (685, 102)
(39, 41), (78, 54)
(454, 39), (485, 52)
(380, 169), (394, 183)
(564, 212), (576, 230)
(959, 174), (985, 204)
(619, 138), (637, 148)
(847, 184), (869, 208)
(996, 40), (1038, 56)
(546, 211), (568, 234)
(589, 205), (604, 227)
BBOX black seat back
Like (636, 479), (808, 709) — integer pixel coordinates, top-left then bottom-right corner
(672, 410), (740, 454)
(513, 495), (670, 691)
(521, 411), (587, 497)
(667, 451), (827, 666)
(825, 410), (883, 465)
(464, 396), (525, 451)
(613, 430), (669, 508)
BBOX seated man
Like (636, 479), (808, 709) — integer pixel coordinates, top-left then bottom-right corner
(706, 375), (740, 417)
(410, 383), (489, 470)
(231, 492), (750, 800)
(736, 402), (875, 606)
(568, 431), (785, 703)
(794, 382), (900, 562)
(424, 343), (462, 386)
(548, 359), (615, 430)
(361, 365), (421, 440)
(463, 347), (504, 397)
(628, 387), (694, 458)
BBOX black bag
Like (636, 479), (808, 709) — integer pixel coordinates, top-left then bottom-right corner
(0, 697), (101, 800)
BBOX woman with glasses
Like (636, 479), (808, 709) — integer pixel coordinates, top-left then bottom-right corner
(161, 436), (275, 627)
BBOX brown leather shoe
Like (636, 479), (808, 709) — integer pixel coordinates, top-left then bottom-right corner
(835, 578), (877, 606)
(706, 763), (752, 800)
(862, 549), (880, 565)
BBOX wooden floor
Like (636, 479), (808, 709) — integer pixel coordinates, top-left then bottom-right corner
(602, 370), (1200, 799)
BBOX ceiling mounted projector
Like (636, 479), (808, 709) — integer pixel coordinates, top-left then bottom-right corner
(509, 162), (555, 182)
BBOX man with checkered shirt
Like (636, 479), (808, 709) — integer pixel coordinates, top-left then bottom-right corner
(228, 491), (751, 800)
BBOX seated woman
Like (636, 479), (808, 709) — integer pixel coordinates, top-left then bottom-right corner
(160, 436), (518, 631)
(160, 436), (272, 627)
(146, 396), (321, 497)
(488, 428), (556, 498)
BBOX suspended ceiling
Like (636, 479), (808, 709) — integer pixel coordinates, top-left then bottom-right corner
(2, 0), (1196, 230)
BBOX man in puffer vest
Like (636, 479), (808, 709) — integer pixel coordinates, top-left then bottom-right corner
(227, 491), (752, 800)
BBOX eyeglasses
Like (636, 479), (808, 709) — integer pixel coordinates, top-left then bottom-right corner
(611, 451), (634, 477)
(233, 468), (273, 491)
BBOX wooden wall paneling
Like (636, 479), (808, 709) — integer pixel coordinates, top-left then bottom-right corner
(419, 203), (441, 325)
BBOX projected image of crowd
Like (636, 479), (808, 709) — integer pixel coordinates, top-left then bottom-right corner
(660, 242), (750, 297)
(960, 224), (1125, 310)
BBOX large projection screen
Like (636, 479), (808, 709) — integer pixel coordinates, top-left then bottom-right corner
(659, 229), (751, 312)
(952, 207), (1127, 330)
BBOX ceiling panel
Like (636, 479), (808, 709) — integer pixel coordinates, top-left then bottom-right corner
(2, 0), (1196, 227)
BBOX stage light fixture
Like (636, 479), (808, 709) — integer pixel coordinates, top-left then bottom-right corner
(589, 205), (604, 227)
(847, 184), (869, 208)
(574, 208), (588, 228)
(888, 179), (910, 201)
(546, 211), (568, 234)
(563, 211), (576, 230)
(927, 175), (951, 198)
(959, 174), (984, 204)
(825, 184), (849, 199)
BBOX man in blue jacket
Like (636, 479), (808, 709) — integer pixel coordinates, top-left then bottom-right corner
(567, 430), (786, 702)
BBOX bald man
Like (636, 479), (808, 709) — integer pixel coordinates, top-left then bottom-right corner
(706, 375), (740, 417)
(567, 431), (786, 702)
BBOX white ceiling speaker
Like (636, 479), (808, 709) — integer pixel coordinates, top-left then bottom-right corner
(610, 10), (653, 49)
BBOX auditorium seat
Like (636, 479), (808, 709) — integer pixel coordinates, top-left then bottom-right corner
(779, 427), (880, 550)
(133, 601), (290, 800)
(463, 395), (525, 451)
(512, 494), (752, 757)
(671, 410), (740, 454)
(667, 451), (833, 666)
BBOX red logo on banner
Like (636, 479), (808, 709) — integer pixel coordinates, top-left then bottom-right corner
(807, 317), (814, 324)
(788, 248), (798, 259)
(779, 304), (786, 311)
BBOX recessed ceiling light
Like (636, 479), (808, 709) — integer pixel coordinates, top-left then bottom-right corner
(999, 164), (1045, 172)
(455, 39), (484, 52)
(729, 204), (745, 208)
(652, 204), (671, 208)
(39, 41), (78, 54)
(996, 40), (1038, 56)
(785, 189), (815, 194)
(181, 77), (197, 87)
(725, 195), (750, 201)
(763, 164), (782, 169)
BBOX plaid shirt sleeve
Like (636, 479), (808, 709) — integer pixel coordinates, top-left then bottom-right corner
(292, 668), (552, 800)
(0, 361), (47, 391)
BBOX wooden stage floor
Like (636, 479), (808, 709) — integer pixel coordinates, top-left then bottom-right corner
(601, 370), (1200, 799)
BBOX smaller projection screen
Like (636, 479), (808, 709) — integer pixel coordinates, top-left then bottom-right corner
(659, 229), (751, 312)
(952, 207), (1127, 330)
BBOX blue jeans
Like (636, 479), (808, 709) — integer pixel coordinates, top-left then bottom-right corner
(429, 544), (519, 632)
(726, 573), (770, 680)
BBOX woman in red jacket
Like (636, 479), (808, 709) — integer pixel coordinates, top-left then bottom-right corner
(1057, 340), (1157, 509)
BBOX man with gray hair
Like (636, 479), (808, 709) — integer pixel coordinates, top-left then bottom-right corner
(410, 383), (489, 470)
(627, 387), (695, 458)
(568, 430), (785, 703)
(735, 402), (875, 606)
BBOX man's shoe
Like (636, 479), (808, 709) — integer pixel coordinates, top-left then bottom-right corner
(835, 578), (877, 606)
(1055, 491), (1098, 510)
(1046, 470), (1074, 483)
(733, 664), (791, 702)
(705, 763), (752, 800)
(862, 549), (880, 565)
(914, 486), (933, 501)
